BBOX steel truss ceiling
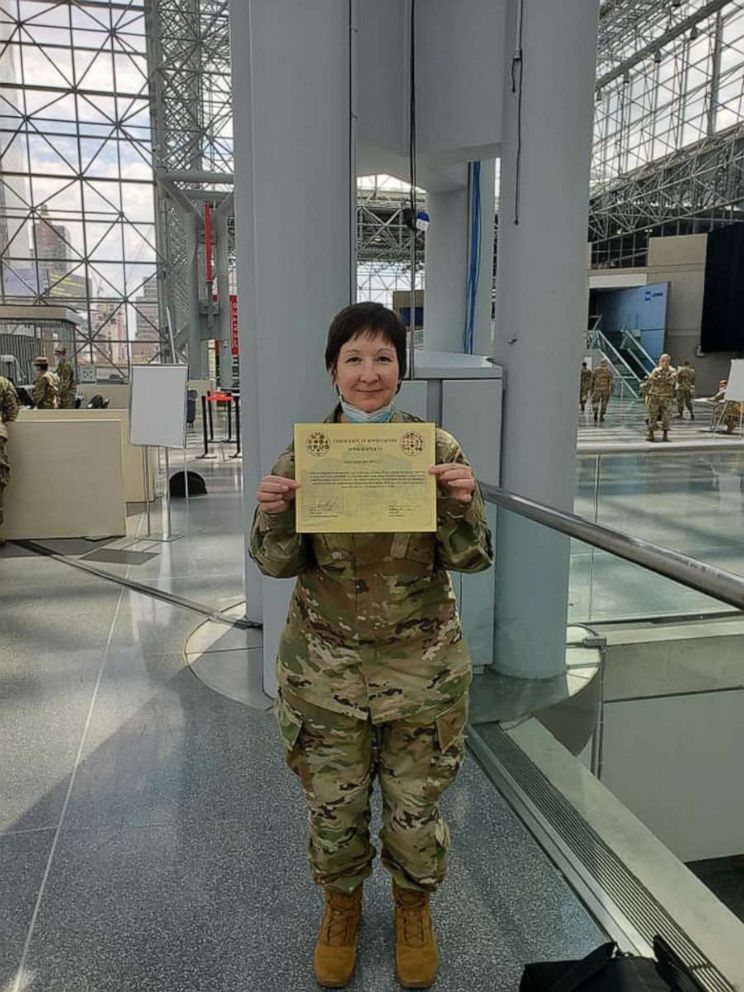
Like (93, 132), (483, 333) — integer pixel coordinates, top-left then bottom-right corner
(591, 0), (744, 267)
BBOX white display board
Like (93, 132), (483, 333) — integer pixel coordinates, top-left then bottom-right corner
(129, 364), (189, 448)
(724, 359), (744, 402)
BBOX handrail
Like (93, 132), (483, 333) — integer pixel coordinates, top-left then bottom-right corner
(620, 328), (656, 375)
(479, 483), (744, 612)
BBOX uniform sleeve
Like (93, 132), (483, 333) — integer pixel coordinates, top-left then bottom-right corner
(31, 379), (44, 407)
(434, 430), (493, 574)
(248, 447), (310, 579)
(1, 383), (19, 423)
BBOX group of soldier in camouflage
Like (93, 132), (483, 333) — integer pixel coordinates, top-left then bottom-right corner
(578, 355), (726, 441)
(30, 347), (77, 410)
(251, 302), (493, 989)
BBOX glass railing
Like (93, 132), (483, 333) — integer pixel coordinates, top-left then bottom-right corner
(461, 485), (744, 989)
(575, 448), (744, 621)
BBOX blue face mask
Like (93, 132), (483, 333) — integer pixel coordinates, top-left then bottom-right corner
(339, 397), (395, 423)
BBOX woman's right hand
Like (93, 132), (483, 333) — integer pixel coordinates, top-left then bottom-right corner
(256, 474), (299, 514)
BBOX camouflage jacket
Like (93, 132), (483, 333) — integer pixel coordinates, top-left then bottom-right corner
(646, 365), (676, 399)
(32, 371), (58, 409)
(580, 368), (591, 389)
(56, 358), (76, 396)
(591, 366), (613, 394)
(0, 376), (19, 441)
(250, 408), (494, 724)
(676, 366), (695, 389)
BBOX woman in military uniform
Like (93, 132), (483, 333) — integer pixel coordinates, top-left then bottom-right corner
(250, 302), (493, 989)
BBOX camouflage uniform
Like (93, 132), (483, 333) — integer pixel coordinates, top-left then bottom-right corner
(676, 364), (695, 418)
(645, 364), (676, 439)
(590, 364), (614, 421)
(579, 366), (591, 411)
(55, 357), (76, 409)
(712, 389), (742, 434)
(0, 375), (20, 530)
(32, 370), (58, 409)
(250, 407), (493, 894)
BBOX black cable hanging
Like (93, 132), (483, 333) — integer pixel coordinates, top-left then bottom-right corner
(407, 0), (418, 374)
(511, 0), (525, 225)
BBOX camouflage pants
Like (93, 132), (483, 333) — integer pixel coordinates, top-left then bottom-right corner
(579, 387), (590, 410)
(0, 437), (9, 528)
(591, 391), (610, 418)
(647, 396), (671, 433)
(275, 689), (468, 894)
(677, 387), (694, 417)
(59, 392), (76, 409)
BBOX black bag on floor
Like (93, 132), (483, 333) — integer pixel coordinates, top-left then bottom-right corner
(169, 471), (207, 497)
(520, 938), (705, 992)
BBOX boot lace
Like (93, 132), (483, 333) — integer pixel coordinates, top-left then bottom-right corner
(396, 890), (427, 946)
(323, 893), (357, 946)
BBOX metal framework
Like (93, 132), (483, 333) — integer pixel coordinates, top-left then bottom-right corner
(0, 0), (157, 375)
(4, 1), (744, 366)
(591, 0), (744, 267)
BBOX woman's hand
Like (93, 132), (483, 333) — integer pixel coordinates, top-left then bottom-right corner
(256, 475), (299, 514)
(429, 463), (476, 503)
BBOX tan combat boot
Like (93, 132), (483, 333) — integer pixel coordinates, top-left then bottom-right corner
(313, 886), (363, 988)
(393, 883), (440, 988)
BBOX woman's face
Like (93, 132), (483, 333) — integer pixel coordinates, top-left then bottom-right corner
(333, 331), (400, 412)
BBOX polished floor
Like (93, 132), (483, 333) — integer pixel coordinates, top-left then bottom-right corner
(0, 434), (604, 992)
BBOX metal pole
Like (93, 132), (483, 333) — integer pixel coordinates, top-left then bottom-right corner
(164, 447), (172, 540)
(183, 447), (189, 504)
(232, 394), (242, 458)
(587, 454), (601, 622)
(143, 446), (152, 538)
(208, 394), (214, 441)
(227, 398), (232, 442)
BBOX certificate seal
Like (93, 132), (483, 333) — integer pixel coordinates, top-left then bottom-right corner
(399, 430), (425, 456)
(305, 430), (331, 457)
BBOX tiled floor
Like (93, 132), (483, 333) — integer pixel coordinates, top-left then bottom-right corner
(0, 436), (605, 991)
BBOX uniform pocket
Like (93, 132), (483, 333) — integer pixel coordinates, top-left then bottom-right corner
(435, 693), (469, 751)
(425, 694), (469, 802)
(273, 691), (304, 751)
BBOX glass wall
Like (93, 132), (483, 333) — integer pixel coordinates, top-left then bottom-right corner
(0, 0), (160, 377)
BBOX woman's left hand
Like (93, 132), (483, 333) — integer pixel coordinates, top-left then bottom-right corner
(429, 463), (476, 503)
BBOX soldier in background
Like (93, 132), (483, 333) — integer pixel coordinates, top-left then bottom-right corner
(54, 345), (76, 409)
(711, 379), (741, 434)
(590, 358), (614, 423)
(31, 356), (59, 410)
(579, 361), (591, 412)
(676, 360), (696, 420)
(645, 353), (676, 442)
(0, 374), (20, 543)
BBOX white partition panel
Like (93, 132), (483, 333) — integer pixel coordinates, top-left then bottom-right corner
(129, 365), (189, 448)
(4, 420), (126, 539)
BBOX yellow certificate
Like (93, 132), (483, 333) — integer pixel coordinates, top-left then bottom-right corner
(294, 422), (437, 533)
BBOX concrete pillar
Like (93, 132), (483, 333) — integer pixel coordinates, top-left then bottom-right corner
(229, 0), (351, 696)
(492, 0), (599, 678)
(424, 160), (496, 355)
(424, 186), (467, 352)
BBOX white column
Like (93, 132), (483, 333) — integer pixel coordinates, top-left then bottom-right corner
(424, 160), (496, 356)
(229, 0), (351, 696)
(424, 186), (468, 352)
(493, 0), (599, 678)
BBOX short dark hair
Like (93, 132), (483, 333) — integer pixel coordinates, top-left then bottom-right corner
(325, 302), (407, 379)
